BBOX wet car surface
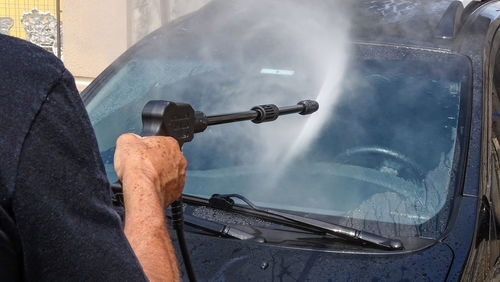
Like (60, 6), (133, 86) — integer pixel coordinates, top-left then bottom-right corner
(83, 0), (500, 280)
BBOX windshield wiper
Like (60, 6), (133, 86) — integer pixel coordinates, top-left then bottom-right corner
(206, 194), (404, 250)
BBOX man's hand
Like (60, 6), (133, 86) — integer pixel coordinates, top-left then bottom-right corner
(114, 133), (186, 282)
(114, 133), (187, 207)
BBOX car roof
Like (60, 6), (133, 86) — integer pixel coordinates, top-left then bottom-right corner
(185, 0), (482, 50)
(352, 0), (454, 43)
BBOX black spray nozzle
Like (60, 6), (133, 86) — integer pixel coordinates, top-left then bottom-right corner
(139, 99), (319, 145)
(298, 99), (320, 115)
(202, 99), (319, 127)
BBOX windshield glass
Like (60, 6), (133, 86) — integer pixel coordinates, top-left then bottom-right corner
(84, 2), (471, 239)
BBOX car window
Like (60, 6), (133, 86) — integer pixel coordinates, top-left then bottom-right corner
(85, 42), (471, 240)
(84, 3), (471, 239)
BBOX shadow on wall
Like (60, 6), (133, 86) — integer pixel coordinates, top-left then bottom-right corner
(129, 0), (213, 46)
(170, 0), (212, 21)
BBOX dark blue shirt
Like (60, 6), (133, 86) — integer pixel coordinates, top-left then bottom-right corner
(0, 34), (147, 281)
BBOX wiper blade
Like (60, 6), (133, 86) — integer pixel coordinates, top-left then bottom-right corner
(208, 194), (404, 250)
(183, 214), (255, 240)
(166, 210), (255, 240)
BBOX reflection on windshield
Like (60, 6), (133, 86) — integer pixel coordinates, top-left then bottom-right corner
(86, 46), (469, 239)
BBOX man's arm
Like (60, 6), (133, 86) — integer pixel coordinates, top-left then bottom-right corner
(114, 133), (186, 281)
(13, 70), (149, 281)
(13, 66), (186, 281)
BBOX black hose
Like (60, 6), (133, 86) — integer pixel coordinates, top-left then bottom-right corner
(171, 199), (197, 282)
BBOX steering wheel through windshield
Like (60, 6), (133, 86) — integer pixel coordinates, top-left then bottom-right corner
(335, 146), (425, 186)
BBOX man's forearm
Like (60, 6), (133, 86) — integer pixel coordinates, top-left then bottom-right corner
(122, 175), (180, 282)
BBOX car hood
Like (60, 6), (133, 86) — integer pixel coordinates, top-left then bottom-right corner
(174, 231), (454, 281)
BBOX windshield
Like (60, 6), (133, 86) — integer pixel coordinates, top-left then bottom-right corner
(84, 3), (471, 240)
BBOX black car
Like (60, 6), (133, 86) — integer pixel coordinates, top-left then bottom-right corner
(82, 0), (500, 280)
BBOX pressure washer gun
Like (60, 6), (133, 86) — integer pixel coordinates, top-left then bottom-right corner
(112, 99), (319, 282)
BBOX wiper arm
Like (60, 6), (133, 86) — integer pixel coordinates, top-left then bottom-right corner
(208, 194), (404, 250)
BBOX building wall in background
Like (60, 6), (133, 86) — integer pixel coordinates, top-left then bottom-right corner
(62, 0), (128, 90)
(1, 0), (210, 92)
(170, 0), (210, 21)
(127, 0), (163, 46)
(64, 0), (211, 92)
(0, 0), (61, 57)
(0, 0), (59, 39)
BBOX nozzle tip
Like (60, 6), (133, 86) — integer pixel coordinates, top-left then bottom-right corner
(298, 100), (319, 115)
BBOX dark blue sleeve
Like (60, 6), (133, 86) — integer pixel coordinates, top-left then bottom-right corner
(12, 70), (148, 281)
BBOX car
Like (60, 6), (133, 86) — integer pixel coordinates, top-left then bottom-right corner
(82, 0), (500, 280)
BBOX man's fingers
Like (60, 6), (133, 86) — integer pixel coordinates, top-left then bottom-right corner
(116, 133), (142, 146)
(115, 132), (187, 207)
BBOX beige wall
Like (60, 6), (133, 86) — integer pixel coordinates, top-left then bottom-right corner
(63, 0), (128, 91)
(63, 0), (211, 92)
(170, 0), (211, 20)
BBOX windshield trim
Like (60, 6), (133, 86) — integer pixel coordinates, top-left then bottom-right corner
(433, 53), (473, 241)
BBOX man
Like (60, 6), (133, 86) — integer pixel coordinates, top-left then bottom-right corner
(0, 34), (185, 281)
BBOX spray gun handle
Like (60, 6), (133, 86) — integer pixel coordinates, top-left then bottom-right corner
(139, 101), (192, 231)
(111, 101), (198, 195)
(111, 101), (195, 203)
